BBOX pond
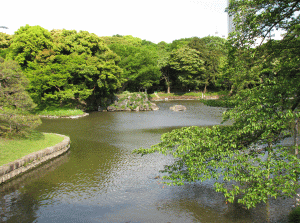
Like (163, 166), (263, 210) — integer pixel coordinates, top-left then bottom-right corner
(0, 100), (294, 222)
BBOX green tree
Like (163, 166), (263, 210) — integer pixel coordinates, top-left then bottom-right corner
(157, 41), (173, 93)
(8, 25), (53, 68)
(169, 46), (206, 91)
(0, 32), (12, 58)
(107, 36), (161, 92)
(9, 27), (122, 109)
(0, 58), (41, 137)
(134, 0), (300, 209)
(188, 36), (227, 93)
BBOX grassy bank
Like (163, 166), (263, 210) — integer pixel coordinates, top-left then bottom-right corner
(149, 90), (229, 98)
(200, 98), (235, 108)
(0, 133), (65, 166)
(36, 107), (85, 117)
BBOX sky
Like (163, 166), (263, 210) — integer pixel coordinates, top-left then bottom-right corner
(1, 0), (229, 43)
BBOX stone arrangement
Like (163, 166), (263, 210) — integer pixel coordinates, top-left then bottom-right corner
(99, 93), (159, 112)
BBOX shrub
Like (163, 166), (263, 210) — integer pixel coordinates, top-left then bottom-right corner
(288, 206), (300, 223)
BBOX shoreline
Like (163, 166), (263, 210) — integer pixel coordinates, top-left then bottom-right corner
(150, 95), (219, 101)
(0, 133), (70, 185)
(39, 112), (89, 119)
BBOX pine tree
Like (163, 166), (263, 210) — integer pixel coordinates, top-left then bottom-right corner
(0, 58), (41, 137)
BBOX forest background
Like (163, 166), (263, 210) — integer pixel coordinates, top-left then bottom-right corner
(0, 26), (228, 110)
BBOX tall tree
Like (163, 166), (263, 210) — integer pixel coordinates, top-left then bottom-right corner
(188, 36), (227, 93)
(169, 47), (206, 91)
(0, 58), (41, 137)
(157, 41), (173, 93)
(107, 36), (161, 92)
(134, 0), (300, 209)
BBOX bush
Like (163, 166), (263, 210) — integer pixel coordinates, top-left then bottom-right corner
(288, 206), (300, 223)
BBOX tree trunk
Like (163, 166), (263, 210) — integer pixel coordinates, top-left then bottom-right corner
(295, 118), (299, 155)
(167, 85), (170, 94)
(203, 84), (207, 94)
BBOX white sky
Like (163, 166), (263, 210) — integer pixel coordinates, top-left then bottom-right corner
(1, 0), (229, 43)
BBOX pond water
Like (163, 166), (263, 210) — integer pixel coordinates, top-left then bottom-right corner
(0, 100), (294, 222)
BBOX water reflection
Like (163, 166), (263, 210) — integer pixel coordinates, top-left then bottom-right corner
(0, 101), (293, 222)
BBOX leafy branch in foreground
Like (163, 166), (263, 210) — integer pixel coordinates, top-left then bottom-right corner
(133, 80), (300, 208)
(134, 0), (300, 209)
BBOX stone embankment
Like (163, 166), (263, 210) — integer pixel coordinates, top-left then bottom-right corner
(39, 113), (89, 119)
(0, 133), (70, 184)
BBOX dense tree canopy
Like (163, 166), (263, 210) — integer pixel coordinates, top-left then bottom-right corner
(188, 36), (227, 92)
(8, 26), (122, 109)
(2, 25), (229, 111)
(169, 46), (205, 91)
(105, 35), (161, 92)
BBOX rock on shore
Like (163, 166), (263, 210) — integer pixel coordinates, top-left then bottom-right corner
(102, 92), (159, 112)
(170, 105), (186, 111)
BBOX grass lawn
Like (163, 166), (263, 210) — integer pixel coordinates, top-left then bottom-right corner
(36, 107), (85, 117)
(0, 133), (65, 166)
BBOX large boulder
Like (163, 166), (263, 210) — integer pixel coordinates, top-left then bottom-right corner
(170, 105), (186, 111)
(151, 103), (159, 111)
(107, 106), (117, 112)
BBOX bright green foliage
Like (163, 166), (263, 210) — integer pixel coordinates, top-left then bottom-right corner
(133, 0), (300, 209)
(0, 59), (41, 137)
(169, 38), (191, 51)
(9, 27), (122, 109)
(169, 47), (205, 91)
(9, 25), (53, 68)
(107, 36), (161, 92)
(0, 32), (12, 58)
(134, 71), (300, 208)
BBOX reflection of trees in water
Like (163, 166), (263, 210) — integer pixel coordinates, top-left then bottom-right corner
(1, 191), (39, 223)
(1, 151), (70, 193)
(0, 151), (70, 222)
(154, 182), (289, 223)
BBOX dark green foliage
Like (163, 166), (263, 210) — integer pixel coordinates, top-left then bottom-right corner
(200, 97), (235, 108)
(169, 47), (205, 91)
(289, 206), (300, 223)
(0, 59), (41, 137)
(188, 36), (227, 92)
